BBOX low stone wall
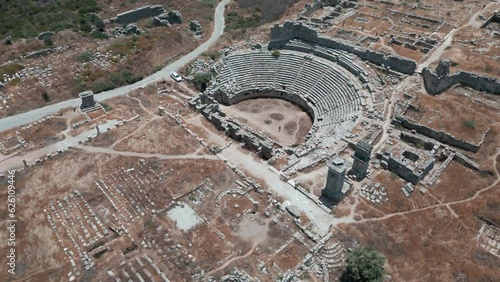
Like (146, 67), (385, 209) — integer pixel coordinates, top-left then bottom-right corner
(422, 67), (500, 95)
(111, 5), (166, 25)
(269, 21), (417, 74)
(214, 88), (316, 122)
(394, 116), (487, 152)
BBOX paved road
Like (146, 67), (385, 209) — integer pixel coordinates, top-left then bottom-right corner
(0, 0), (230, 132)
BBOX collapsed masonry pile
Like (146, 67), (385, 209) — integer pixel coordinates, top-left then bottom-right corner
(112, 24), (143, 36)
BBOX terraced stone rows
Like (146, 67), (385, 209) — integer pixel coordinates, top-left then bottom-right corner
(216, 50), (363, 135)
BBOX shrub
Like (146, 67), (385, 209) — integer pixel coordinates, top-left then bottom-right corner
(77, 52), (93, 63)
(272, 49), (281, 58)
(202, 0), (216, 8)
(192, 72), (213, 91)
(100, 102), (112, 112)
(43, 37), (54, 46)
(92, 81), (116, 93)
(91, 30), (108, 39)
(202, 50), (220, 60)
(95, 18), (105, 31)
(463, 118), (476, 129)
(41, 91), (50, 102)
(343, 247), (386, 282)
(80, 21), (93, 33)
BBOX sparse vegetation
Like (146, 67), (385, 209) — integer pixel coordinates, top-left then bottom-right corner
(100, 102), (112, 112)
(91, 70), (143, 94)
(91, 31), (109, 40)
(237, 0), (299, 22)
(463, 118), (476, 130)
(343, 246), (386, 282)
(0, 0), (100, 39)
(225, 10), (261, 31)
(202, 0), (216, 8)
(202, 50), (221, 60)
(77, 52), (93, 63)
(0, 63), (24, 81)
(110, 38), (137, 57)
(390, 172), (399, 180)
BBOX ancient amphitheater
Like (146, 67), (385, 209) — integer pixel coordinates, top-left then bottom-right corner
(195, 40), (373, 151)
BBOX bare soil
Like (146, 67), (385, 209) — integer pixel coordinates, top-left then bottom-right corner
(222, 98), (312, 146)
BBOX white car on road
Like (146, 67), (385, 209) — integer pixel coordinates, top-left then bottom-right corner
(170, 71), (182, 82)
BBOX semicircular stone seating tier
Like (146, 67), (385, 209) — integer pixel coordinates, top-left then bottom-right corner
(213, 50), (364, 141)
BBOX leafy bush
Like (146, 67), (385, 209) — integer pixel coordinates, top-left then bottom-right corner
(463, 118), (476, 129)
(92, 81), (116, 93)
(343, 247), (386, 282)
(41, 91), (51, 102)
(272, 50), (281, 58)
(192, 72), (213, 91)
(202, 0), (216, 8)
(80, 21), (93, 33)
(91, 30), (109, 39)
(202, 50), (220, 60)
(94, 18), (105, 31)
(92, 70), (143, 93)
(43, 37), (54, 46)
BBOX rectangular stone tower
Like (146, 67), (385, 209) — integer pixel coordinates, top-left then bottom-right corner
(322, 157), (348, 202)
(351, 140), (373, 179)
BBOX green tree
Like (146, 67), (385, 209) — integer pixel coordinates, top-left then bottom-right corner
(343, 247), (386, 282)
(95, 18), (105, 31)
(192, 72), (213, 91)
(271, 49), (280, 58)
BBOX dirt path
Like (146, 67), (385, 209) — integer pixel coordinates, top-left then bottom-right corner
(205, 217), (271, 277)
(352, 149), (500, 224)
(416, 2), (496, 72)
(78, 145), (218, 160)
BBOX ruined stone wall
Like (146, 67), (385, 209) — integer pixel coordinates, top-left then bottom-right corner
(422, 67), (500, 95)
(400, 132), (435, 150)
(387, 158), (420, 184)
(112, 5), (166, 25)
(269, 21), (417, 74)
(481, 12), (500, 28)
(394, 116), (486, 152)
